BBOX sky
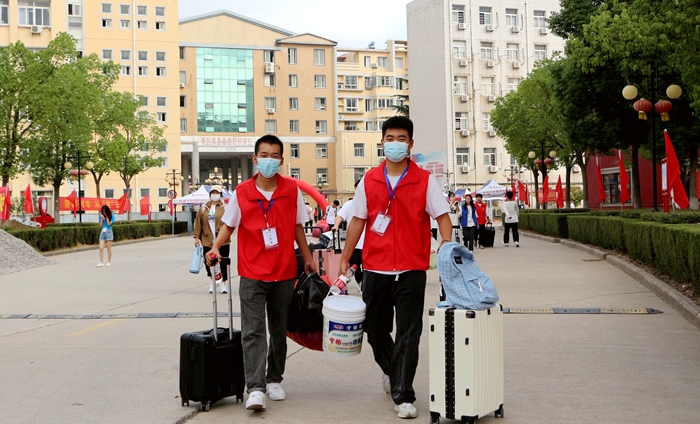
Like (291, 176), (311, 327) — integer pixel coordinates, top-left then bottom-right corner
(178, 0), (412, 50)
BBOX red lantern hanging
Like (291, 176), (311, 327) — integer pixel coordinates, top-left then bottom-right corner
(544, 158), (553, 165)
(633, 98), (652, 120)
(655, 100), (673, 121)
(534, 158), (543, 166)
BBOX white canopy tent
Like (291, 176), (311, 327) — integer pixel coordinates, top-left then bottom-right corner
(471, 179), (507, 201)
(172, 185), (210, 205)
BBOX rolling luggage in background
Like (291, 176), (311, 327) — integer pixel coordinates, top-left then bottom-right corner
(428, 305), (504, 424)
(452, 226), (461, 244)
(479, 223), (495, 248)
(180, 256), (245, 411)
(313, 229), (342, 279)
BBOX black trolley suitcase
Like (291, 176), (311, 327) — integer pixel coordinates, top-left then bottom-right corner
(180, 256), (245, 411)
(479, 223), (495, 248)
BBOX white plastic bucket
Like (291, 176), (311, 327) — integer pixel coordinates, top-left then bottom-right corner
(322, 295), (366, 356)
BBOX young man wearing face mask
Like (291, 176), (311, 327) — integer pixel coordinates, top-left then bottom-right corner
(340, 116), (452, 419)
(208, 135), (316, 411)
(193, 185), (230, 294)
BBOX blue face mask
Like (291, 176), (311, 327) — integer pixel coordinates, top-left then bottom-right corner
(383, 141), (410, 162)
(256, 158), (281, 178)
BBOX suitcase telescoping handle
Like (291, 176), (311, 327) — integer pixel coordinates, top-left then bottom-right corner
(209, 255), (234, 343)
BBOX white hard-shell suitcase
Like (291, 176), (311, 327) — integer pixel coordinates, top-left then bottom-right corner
(428, 305), (504, 424)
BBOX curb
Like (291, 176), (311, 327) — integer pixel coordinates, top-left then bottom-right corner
(560, 239), (608, 260)
(520, 231), (560, 244)
(42, 233), (190, 257)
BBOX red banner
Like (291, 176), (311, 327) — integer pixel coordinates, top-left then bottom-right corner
(59, 197), (119, 212)
(0, 186), (10, 221)
(537, 188), (557, 203)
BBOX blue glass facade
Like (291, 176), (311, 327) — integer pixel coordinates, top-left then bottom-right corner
(196, 47), (255, 133)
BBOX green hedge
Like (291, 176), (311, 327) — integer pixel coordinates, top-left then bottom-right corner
(588, 210), (700, 224)
(7, 221), (187, 252)
(520, 208), (591, 214)
(519, 213), (573, 238)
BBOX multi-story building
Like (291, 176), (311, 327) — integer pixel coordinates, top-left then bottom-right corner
(334, 40), (408, 200)
(407, 0), (578, 200)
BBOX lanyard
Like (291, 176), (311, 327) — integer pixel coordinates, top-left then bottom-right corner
(383, 164), (409, 213)
(257, 200), (275, 228)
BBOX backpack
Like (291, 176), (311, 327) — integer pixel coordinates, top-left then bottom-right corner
(437, 242), (499, 310)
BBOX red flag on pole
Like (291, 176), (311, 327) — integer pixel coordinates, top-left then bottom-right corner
(168, 199), (173, 216)
(0, 186), (11, 222)
(517, 180), (529, 206)
(542, 175), (549, 206)
(618, 150), (630, 205)
(596, 155), (606, 205)
(117, 192), (130, 214)
(556, 176), (565, 209)
(664, 130), (690, 209)
(139, 194), (150, 216)
(66, 190), (78, 218)
(23, 184), (34, 215)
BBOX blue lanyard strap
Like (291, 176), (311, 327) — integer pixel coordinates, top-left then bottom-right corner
(257, 200), (275, 227)
(383, 164), (409, 213)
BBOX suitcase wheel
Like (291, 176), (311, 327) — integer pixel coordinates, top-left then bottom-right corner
(201, 402), (210, 412)
(495, 404), (504, 418)
(430, 417), (439, 424)
(237, 394), (244, 402)
(181, 398), (189, 407)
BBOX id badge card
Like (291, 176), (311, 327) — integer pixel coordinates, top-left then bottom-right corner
(262, 227), (280, 250)
(371, 213), (393, 236)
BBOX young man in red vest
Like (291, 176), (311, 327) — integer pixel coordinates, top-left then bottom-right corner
(474, 193), (490, 248)
(208, 135), (316, 411)
(340, 116), (452, 419)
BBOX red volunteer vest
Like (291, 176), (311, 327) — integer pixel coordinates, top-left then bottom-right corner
(475, 202), (488, 225)
(363, 161), (431, 271)
(236, 174), (298, 282)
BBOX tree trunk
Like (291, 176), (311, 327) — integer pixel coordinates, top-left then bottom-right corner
(533, 168), (540, 209)
(565, 164), (572, 207)
(689, 146), (698, 210)
(2, 175), (8, 187)
(579, 152), (589, 209)
(541, 164), (548, 210)
(631, 144), (642, 209)
(125, 182), (131, 221)
(92, 172), (103, 199)
(52, 180), (62, 222)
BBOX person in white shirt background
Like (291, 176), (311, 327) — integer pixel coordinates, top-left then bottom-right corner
(324, 200), (339, 226)
(331, 179), (365, 289)
(502, 190), (520, 247)
(304, 200), (314, 234)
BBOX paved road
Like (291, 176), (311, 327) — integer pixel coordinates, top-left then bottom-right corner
(1, 231), (699, 423)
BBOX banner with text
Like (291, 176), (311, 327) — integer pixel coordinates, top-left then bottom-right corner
(59, 197), (120, 212)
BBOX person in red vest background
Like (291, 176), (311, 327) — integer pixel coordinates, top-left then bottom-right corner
(208, 135), (316, 412)
(340, 116), (452, 419)
(474, 193), (490, 249)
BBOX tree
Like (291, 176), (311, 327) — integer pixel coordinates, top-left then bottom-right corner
(392, 79), (409, 117)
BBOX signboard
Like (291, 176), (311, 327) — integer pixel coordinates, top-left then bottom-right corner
(537, 189), (557, 203)
(167, 189), (177, 199)
(411, 151), (446, 178)
(197, 136), (256, 147)
(661, 160), (668, 191)
(59, 197), (119, 211)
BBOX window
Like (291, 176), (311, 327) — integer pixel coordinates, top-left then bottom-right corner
(505, 8), (518, 26)
(534, 45), (547, 62)
(120, 4), (130, 14)
(453, 40), (467, 58)
(375, 98), (395, 109)
(481, 77), (494, 95)
(480, 42), (493, 60)
(120, 50), (130, 60)
(354, 168), (366, 182)
(137, 5), (147, 15)
(507, 78), (520, 92)
(264, 74), (275, 87)
(314, 49), (325, 65)
(316, 168), (328, 184)
(479, 6), (492, 25)
(155, 21), (165, 30)
(179, 71), (186, 85)
(139, 95), (148, 106)
(316, 143), (328, 158)
(534, 10), (546, 28)
(290, 143), (300, 158)
(455, 112), (468, 130)
(288, 47), (297, 64)
(314, 75), (326, 88)
(345, 98), (358, 112)
(156, 97), (166, 107)
(179, 95), (185, 108)
(366, 122), (374, 131)
(179, 47), (185, 60)
(290, 168), (301, 179)
(156, 67), (166, 77)
(102, 49), (113, 60)
(180, 118), (187, 132)
(482, 113), (491, 131)
(156, 188), (167, 198)
(289, 97), (298, 110)
(345, 75), (358, 90)
(376, 76), (394, 86)
(102, 3), (112, 13)
(289, 74), (298, 88)
(140, 188), (149, 198)
(377, 56), (388, 68)
(137, 51), (147, 61)
(102, 18), (112, 28)
(265, 120), (277, 133)
(137, 66), (148, 76)
(155, 6), (165, 16)
(68, 3), (82, 16)
(289, 120), (299, 134)
(354, 143), (365, 157)
(454, 76), (468, 94)
(156, 112), (166, 122)
(120, 65), (131, 76)
(457, 148), (470, 166)
(395, 57), (404, 69)
(483, 148), (496, 166)
(506, 43), (519, 61)
(104, 189), (115, 198)
(19, 1), (50, 26)
(510, 156), (518, 166)
(316, 121), (327, 134)
(345, 122), (359, 131)
(452, 5), (465, 23)
(315, 98), (327, 111)
(364, 55), (371, 67)
(365, 99), (373, 112)
(264, 50), (274, 63)
(603, 171), (631, 204)
(264, 97), (276, 110)
(120, 19), (130, 29)
(156, 51), (165, 61)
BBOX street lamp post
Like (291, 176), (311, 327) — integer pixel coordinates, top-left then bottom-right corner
(205, 167), (228, 188)
(64, 152), (94, 225)
(164, 169), (184, 235)
(528, 145), (557, 209)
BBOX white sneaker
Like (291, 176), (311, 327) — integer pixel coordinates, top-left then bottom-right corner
(209, 283), (214, 294)
(394, 403), (418, 419)
(266, 383), (286, 401)
(96, 263), (104, 267)
(515, 241), (520, 247)
(503, 243), (509, 247)
(220, 282), (228, 294)
(246, 391), (266, 410)
(382, 374), (391, 394)
(106, 262), (111, 267)
(216, 278), (222, 286)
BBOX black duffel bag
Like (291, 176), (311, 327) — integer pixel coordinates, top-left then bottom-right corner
(288, 272), (330, 333)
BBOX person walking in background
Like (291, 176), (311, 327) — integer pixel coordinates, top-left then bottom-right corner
(97, 205), (115, 267)
(331, 179), (365, 289)
(474, 194), (490, 249)
(304, 200), (313, 234)
(324, 199), (340, 226)
(193, 185), (230, 294)
(459, 194), (479, 252)
(448, 191), (461, 243)
(502, 191), (520, 247)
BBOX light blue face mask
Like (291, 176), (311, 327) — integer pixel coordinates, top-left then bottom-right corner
(383, 141), (410, 162)
(256, 158), (281, 178)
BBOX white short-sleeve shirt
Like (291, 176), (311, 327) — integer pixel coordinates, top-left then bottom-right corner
(337, 198), (365, 249)
(221, 186), (308, 228)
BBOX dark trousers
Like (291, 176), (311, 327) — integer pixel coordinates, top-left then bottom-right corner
(477, 224), (487, 246)
(362, 270), (426, 405)
(305, 219), (313, 233)
(462, 226), (476, 251)
(431, 228), (438, 240)
(349, 248), (364, 283)
(202, 244), (230, 281)
(504, 222), (519, 244)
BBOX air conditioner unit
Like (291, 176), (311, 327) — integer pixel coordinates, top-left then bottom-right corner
(485, 24), (494, 32)
(487, 95), (496, 102)
(461, 165), (471, 173)
(371, 63), (378, 68)
(486, 60), (495, 68)
(179, 82), (185, 88)
(461, 129), (470, 137)
(540, 27), (548, 35)
(264, 62), (275, 73)
(338, 83), (344, 89)
(459, 59), (468, 67)
(31, 25), (43, 34)
(458, 23), (466, 30)
(512, 62), (521, 69)
(460, 94), (469, 102)
(266, 107), (275, 114)
(489, 165), (498, 173)
(511, 26), (520, 33)
(338, 115), (344, 120)
(573, 165), (581, 173)
(488, 129), (497, 137)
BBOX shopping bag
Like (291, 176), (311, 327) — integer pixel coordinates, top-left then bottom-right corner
(189, 245), (203, 274)
(287, 272), (331, 333)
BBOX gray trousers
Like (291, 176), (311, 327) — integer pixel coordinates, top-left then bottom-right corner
(239, 277), (295, 394)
